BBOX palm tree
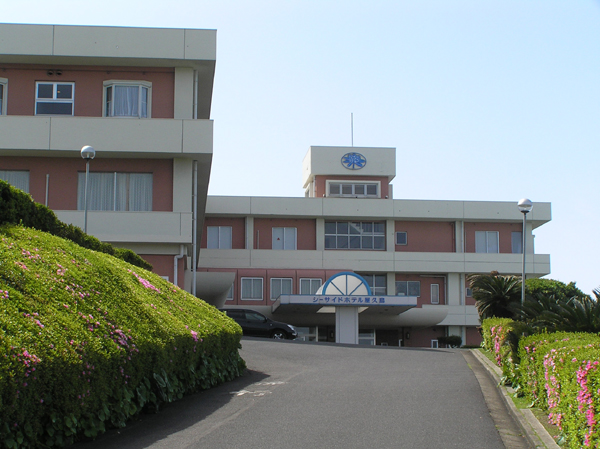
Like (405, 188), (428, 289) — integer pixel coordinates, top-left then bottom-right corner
(468, 272), (521, 320)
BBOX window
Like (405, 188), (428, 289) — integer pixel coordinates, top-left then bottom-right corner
(272, 227), (297, 250)
(396, 231), (407, 245)
(396, 281), (421, 297)
(0, 78), (6, 115)
(104, 81), (151, 118)
(241, 277), (263, 300)
(362, 274), (387, 295)
(207, 226), (232, 249)
(77, 172), (152, 211)
(226, 284), (234, 301)
(431, 284), (440, 304)
(431, 340), (439, 349)
(0, 170), (29, 193)
(35, 82), (74, 115)
(270, 278), (292, 300)
(475, 231), (499, 253)
(300, 278), (322, 295)
(328, 181), (379, 198)
(466, 287), (473, 297)
(359, 329), (376, 345)
(511, 231), (522, 254)
(325, 221), (385, 250)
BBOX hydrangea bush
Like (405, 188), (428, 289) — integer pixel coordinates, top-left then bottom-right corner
(0, 225), (245, 448)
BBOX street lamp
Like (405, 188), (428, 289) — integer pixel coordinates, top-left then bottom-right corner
(517, 198), (533, 305)
(80, 145), (96, 234)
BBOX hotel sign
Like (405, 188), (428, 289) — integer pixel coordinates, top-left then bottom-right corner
(283, 295), (417, 307)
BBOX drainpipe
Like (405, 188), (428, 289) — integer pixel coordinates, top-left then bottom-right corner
(193, 70), (198, 119)
(173, 244), (185, 288)
(192, 161), (198, 297)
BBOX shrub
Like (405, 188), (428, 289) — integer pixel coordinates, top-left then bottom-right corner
(0, 225), (245, 448)
(438, 335), (462, 348)
(0, 180), (150, 270)
(517, 332), (600, 448)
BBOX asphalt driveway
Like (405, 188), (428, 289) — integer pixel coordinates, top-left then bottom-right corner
(75, 339), (525, 449)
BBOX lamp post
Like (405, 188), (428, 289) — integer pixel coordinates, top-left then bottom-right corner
(81, 145), (96, 234)
(517, 198), (533, 305)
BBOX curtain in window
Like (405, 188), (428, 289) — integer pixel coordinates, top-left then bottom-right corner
(113, 86), (139, 117)
(0, 170), (29, 193)
(126, 173), (152, 211)
(78, 172), (114, 211)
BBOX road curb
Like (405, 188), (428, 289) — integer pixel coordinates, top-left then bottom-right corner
(470, 349), (560, 449)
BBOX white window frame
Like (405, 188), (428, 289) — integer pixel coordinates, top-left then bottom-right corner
(299, 278), (322, 295)
(103, 80), (152, 118)
(466, 287), (473, 297)
(475, 231), (499, 254)
(0, 170), (29, 193)
(396, 281), (421, 297)
(396, 231), (407, 245)
(226, 283), (234, 301)
(241, 277), (263, 300)
(361, 274), (387, 295)
(272, 227), (297, 250)
(35, 81), (74, 116)
(431, 284), (440, 304)
(0, 77), (7, 115)
(207, 226), (232, 249)
(327, 180), (380, 198)
(431, 339), (439, 349)
(325, 221), (386, 250)
(270, 277), (293, 300)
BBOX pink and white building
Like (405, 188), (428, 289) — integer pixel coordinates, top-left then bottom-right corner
(0, 24), (552, 347)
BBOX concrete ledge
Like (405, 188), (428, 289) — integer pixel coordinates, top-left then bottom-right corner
(470, 349), (560, 449)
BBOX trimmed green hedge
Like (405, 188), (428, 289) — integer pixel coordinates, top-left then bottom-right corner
(0, 179), (151, 270)
(0, 225), (245, 448)
(518, 332), (600, 448)
(482, 318), (600, 448)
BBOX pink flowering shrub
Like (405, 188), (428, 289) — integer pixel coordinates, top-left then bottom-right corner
(518, 332), (600, 448)
(0, 225), (245, 448)
(481, 318), (521, 382)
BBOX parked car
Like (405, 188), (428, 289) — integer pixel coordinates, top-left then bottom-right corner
(219, 308), (298, 340)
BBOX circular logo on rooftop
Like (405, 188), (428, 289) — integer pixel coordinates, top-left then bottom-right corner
(341, 152), (367, 170)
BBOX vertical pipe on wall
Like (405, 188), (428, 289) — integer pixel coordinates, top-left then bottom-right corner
(173, 244), (185, 288)
(192, 161), (198, 297)
(45, 174), (49, 206)
(193, 70), (198, 119)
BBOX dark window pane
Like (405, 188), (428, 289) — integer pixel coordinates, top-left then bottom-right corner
(56, 84), (73, 99)
(349, 223), (361, 234)
(36, 102), (72, 115)
(349, 236), (361, 248)
(325, 235), (337, 249)
(336, 236), (348, 249)
(37, 84), (53, 98)
(355, 184), (365, 195)
(396, 282), (408, 296)
(362, 236), (373, 249)
(337, 222), (348, 234)
(396, 232), (407, 245)
(374, 275), (386, 287)
(329, 184), (340, 195)
(408, 282), (421, 296)
(362, 222), (373, 233)
(373, 222), (384, 234)
(341, 184), (352, 194)
(366, 184), (377, 195)
(325, 222), (336, 234)
(374, 236), (385, 250)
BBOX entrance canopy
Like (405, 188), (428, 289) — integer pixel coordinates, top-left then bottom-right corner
(272, 272), (417, 316)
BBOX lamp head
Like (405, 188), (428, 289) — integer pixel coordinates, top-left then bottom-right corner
(80, 145), (96, 160)
(517, 198), (533, 214)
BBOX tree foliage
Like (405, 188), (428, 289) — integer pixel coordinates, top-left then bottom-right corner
(468, 272), (521, 320)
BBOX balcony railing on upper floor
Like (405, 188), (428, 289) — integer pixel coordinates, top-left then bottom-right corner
(0, 116), (213, 157)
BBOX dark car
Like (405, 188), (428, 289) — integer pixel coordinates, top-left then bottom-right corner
(220, 308), (297, 340)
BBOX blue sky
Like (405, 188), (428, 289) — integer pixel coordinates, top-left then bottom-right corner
(4, 1), (600, 294)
